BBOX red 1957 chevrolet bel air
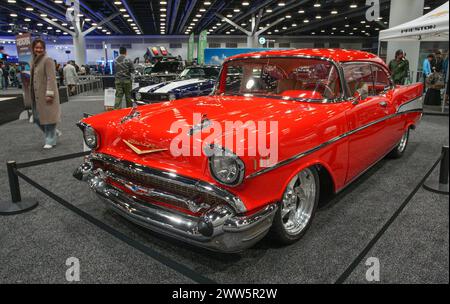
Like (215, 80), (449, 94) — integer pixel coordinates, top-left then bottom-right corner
(74, 49), (423, 252)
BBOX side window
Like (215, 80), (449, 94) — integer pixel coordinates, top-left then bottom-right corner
(343, 63), (375, 98)
(371, 65), (392, 95)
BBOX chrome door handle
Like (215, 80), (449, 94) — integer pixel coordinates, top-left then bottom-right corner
(379, 101), (388, 107)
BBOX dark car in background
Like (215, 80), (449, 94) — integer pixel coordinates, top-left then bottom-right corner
(132, 65), (220, 104)
(133, 59), (184, 88)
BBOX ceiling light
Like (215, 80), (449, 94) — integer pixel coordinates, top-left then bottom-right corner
(26, 7), (34, 11)
(10, 13), (18, 17)
(303, 19), (309, 23)
(316, 15), (322, 19)
(278, 2), (286, 6)
(314, 2), (321, 8)
(298, 10), (305, 14)
(119, 8), (126, 12)
(114, 1), (122, 5)
(266, 9), (273, 13)
(24, 18), (31, 22)
(331, 10), (338, 14)
(350, 3), (358, 8)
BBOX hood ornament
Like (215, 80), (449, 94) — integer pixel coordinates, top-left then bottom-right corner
(120, 103), (141, 124)
(188, 114), (212, 136)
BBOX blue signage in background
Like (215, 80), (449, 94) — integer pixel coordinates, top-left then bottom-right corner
(204, 48), (271, 65)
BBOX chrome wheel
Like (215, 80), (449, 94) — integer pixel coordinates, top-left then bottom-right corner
(397, 130), (409, 153)
(280, 168), (317, 236)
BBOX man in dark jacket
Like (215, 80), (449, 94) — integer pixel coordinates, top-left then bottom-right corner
(388, 50), (409, 85)
(114, 47), (135, 109)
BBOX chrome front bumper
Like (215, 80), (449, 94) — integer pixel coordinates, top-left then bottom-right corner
(74, 156), (277, 253)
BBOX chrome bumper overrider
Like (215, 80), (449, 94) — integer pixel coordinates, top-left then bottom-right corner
(74, 154), (277, 252)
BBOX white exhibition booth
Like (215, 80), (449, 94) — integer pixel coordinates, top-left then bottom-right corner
(380, 2), (449, 112)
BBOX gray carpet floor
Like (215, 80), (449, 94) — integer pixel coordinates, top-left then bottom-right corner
(0, 91), (448, 284)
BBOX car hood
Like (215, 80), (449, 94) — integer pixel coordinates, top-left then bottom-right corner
(114, 95), (327, 149)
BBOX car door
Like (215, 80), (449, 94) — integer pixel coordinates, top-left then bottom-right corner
(343, 62), (393, 183)
(370, 63), (402, 149)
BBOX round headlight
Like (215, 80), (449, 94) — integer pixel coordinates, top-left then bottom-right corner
(135, 92), (142, 101)
(83, 126), (99, 149)
(209, 149), (245, 186)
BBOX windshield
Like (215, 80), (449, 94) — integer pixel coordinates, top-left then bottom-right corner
(151, 61), (181, 74)
(216, 57), (342, 101)
(179, 67), (220, 79)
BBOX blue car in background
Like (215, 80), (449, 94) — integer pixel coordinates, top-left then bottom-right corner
(132, 65), (220, 104)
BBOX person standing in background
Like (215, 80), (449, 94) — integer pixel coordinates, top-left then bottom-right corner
(27, 39), (61, 149)
(9, 65), (17, 87)
(2, 63), (9, 90)
(389, 50), (410, 85)
(0, 63), (3, 90)
(434, 50), (443, 73)
(114, 47), (135, 109)
(422, 54), (435, 94)
(63, 61), (78, 96)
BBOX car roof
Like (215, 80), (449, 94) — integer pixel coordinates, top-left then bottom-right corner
(225, 48), (386, 67)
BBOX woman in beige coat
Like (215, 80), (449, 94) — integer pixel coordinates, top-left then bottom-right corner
(29, 39), (61, 149)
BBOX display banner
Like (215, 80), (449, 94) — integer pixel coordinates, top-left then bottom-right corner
(15, 33), (32, 64)
(16, 33), (32, 104)
(197, 30), (208, 65)
(204, 48), (271, 65)
(187, 33), (195, 63)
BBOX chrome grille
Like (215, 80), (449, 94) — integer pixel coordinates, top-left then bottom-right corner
(92, 159), (227, 213)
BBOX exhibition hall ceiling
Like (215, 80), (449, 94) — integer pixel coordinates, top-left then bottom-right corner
(0, 0), (447, 37)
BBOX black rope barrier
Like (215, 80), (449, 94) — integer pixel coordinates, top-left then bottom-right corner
(14, 170), (216, 285)
(16, 151), (90, 169)
(335, 151), (445, 284)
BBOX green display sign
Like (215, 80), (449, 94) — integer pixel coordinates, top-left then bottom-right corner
(197, 30), (208, 65)
(187, 33), (195, 63)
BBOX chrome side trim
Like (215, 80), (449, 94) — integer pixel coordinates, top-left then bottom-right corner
(246, 96), (422, 179)
(397, 96), (423, 114)
(90, 153), (248, 213)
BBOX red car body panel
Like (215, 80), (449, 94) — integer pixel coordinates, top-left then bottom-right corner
(81, 49), (423, 215)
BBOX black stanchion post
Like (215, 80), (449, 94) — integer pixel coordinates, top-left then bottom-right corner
(439, 146), (449, 185)
(7, 161), (21, 203)
(423, 145), (449, 195)
(0, 161), (39, 216)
